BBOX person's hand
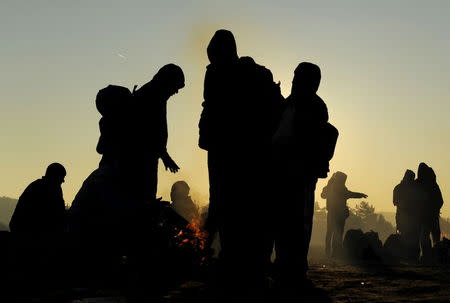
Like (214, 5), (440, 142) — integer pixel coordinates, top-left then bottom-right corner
(362, 194), (368, 198)
(162, 155), (180, 173)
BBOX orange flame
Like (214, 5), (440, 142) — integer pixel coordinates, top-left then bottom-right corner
(174, 216), (209, 252)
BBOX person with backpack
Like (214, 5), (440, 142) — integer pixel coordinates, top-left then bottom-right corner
(94, 64), (184, 202)
(416, 162), (444, 262)
(121, 64), (184, 201)
(272, 62), (338, 289)
(198, 29), (283, 296)
(321, 172), (367, 258)
(393, 169), (416, 235)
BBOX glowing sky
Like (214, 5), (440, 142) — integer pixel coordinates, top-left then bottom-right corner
(1, 1), (449, 216)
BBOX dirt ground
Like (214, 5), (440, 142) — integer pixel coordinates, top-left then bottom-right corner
(160, 248), (450, 303)
(160, 261), (450, 303)
(4, 251), (450, 302)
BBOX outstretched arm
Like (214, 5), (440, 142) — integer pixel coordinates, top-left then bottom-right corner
(161, 151), (179, 173)
(346, 191), (368, 199)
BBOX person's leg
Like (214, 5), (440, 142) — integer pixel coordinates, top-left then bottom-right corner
(420, 223), (432, 262)
(301, 178), (317, 272)
(273, 172), (305, 283)
(325, 212), (333, 257)
(431, 215), (441, 246)
(332, 215), (346, 257)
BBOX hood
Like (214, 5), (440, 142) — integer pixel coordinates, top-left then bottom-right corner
(417, 162), (430, 181)
(207, 29), (238, 65)
(333, 171), (347, 185)
(402, 169), (415, 182)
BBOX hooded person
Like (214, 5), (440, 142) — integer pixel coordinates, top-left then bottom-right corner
(426, 167), (444, 244)
(321, 171), (367, 258)
(416, 163), (443, 262)
(198, 29), (283, 293)
(69, 64), (184, 239)
(393, 169), (416, 234)
(121, 63), (185, 201)
(270, 62), (337, 288)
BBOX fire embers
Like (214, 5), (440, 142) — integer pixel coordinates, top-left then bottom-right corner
(173, 217), (210, 265)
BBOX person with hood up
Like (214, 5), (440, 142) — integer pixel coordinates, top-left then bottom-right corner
(198, 29), (283, 293)
(393, 169), (424, 261)
(271, 62), (338, 288)
(393, 169), (416, 235)
(321, 171), (367, 257)
(416, 162), (444, 261)
(122, 63), (185, 201)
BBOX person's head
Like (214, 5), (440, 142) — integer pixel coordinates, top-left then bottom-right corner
(333, 171), (347, 186)
(403, 169), (415, 182)
(291, 62), (321, 96)
(207, 29), (238, 65)
(417, 162), (430, 181)
(152, 64), (185, 99)
(44, 163), (66, 185)
(170, 181), (190, 201)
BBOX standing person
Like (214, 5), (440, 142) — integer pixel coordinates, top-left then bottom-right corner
(272, 62), (338, 287)
(321, 171), (367, 258)
(393, 169), (416, 235)
(198, 29), (282, 293)
(426, 166), (443, 245)
(123, 63), (184, 201)
(416, 162), (444, 262)
(10, 163), (66, 233)
(393, 169), (422, 261)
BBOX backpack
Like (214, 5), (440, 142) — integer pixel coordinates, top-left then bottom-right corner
(95, 85), (133, 116)
(315, 122), (339, 178)
(95, 85), (135, 155)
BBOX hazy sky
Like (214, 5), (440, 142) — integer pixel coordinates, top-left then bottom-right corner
(1, 1), (450, 216)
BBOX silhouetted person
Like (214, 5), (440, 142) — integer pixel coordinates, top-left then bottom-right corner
(393, 169), (423, 261)
(393, 169), (416, 235)
(170, 181), (199, 222)
(10, 163), (66, 233)
(122, 63), (184, 201)
(321, 172), (367, 257)
(272, 62), (338, 286)
(198, 29), (283, 293)
(416, 162), (443, 261)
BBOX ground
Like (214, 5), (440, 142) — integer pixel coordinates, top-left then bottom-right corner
(3, 254), (450, 302)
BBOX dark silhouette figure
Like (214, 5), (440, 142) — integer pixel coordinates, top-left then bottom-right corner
(170, 181), (199, 222)
(10, 163), (66, 233)
(416, 162), (444, 261)
(321, 171), (367, 258)
(393, 169), (416, 234)
(393, 169), (422, 261)
(122, 64), (184, 201)
(198, 29), (283, 293)
(271, 62), (337, 286)
(69, 64), (184, 238)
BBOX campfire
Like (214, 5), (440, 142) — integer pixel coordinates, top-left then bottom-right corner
(173, 216), (209, 261)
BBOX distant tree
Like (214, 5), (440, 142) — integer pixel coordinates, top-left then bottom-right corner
(440, 217), (450, 238)
(355, 201), (376, 222)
